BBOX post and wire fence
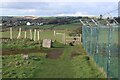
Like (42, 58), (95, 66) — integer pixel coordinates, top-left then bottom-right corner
(81, 19), (119, 78)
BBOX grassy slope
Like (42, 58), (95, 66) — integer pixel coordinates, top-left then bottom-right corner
(1, 22), (80, 39)
(15, 23), (81, 30)
(2, 45), (105, 78)
(33, 46), (75, 78)
(72, 55), (105, 78)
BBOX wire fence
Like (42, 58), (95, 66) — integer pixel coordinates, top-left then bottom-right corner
(82, 24), (119, 78)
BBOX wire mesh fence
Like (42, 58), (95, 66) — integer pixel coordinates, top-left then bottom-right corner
(82, 25), (119, 78)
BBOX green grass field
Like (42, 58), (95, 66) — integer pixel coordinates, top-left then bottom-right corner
(1, 23), (81, 41)
(1, 23), (108, 78)
(14, 23), (81, 30)
(2, 44), (106, 78)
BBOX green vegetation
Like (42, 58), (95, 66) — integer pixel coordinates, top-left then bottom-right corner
(1, 39), (67, 49)
(2, 41), (106, 78)
(2, 53), (46, 78)
(1, 21), (107, 78)
(72, 55), (105, 78)
(2, 39), (41, 49)
(13, 22), (81, 30)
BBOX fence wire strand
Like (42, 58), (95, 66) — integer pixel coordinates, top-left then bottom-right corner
(82, 25), (119, 78)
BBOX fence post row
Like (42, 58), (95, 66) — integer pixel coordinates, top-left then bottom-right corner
(9, 28), (42, 41)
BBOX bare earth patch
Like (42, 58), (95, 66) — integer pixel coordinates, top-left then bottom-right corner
(46, 49), (63, 59)
(2, 48), (64, 59)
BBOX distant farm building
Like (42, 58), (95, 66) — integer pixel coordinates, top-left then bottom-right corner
(26, 22), (31, 26)
(0, 23), (2, 26)
(39, 23), (43, 26)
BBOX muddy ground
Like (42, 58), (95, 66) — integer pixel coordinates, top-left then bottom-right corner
(2, 48), (64, 59)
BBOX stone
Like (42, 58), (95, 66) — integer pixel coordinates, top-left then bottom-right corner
(22, 54), (29, 60)
(42, 39), (52, 48)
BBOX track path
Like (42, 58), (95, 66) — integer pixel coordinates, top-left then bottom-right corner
(34, 46), (76, 78)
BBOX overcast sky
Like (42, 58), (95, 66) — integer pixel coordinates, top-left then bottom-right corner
(0, 0), (119, 17)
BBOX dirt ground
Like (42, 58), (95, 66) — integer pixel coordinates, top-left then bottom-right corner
(46, 49), (63, 59)
(2, 48), (64, 59)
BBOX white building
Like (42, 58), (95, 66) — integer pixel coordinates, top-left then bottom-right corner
(37, 23), (43, 26)
(40, 23), (43, 26)
(0, 23), (2, 26)
(26, 22), (31, 26)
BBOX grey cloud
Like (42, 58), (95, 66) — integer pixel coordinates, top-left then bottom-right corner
(0, 2), (118, 16)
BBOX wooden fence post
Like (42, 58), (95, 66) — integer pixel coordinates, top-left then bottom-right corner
(24, 31), (27, 39)
(62, 33), (66, 44)
(37, 31), (40, 40)
(54, 30), (56, 36)
(10, 27), (12, 39)
(34, 29), (36, 41)
(17, 28), (21, 39)
(30, 29), (32, 40)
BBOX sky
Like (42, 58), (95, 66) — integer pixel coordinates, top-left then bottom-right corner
(0, 0), (119, 17)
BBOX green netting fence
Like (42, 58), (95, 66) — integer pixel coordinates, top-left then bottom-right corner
(82, 24), (119, 78)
